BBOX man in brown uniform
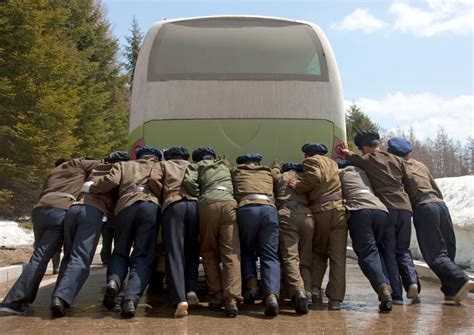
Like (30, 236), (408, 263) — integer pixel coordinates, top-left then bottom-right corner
(184, 147), (242, 317)
(83, 146), (162, 318)
(50, 151), (130, 317)
(0, 157), (100, 314)
(153, 146), (199, 317)
(274, 162), (313, 314)
(388, 137), (474, 304)
(339, 162), (395, 312)
(289, 143), (347, 310)
(232, 153), (280, 317)
(339, 131), (418, 304)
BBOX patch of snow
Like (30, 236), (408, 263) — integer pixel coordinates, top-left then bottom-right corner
(0, 220), (34, 247)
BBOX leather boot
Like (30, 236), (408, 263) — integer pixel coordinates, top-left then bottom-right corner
(264, 293), (279, 317)
(292, 291), (309, 314)
(244, 277), (258, 305)
(103, 280), (118, 310)
(51, 296), (66, 318)
(311, 286), (323, 308)
(377, 283), (393, 313)
(120, 299), (136, 318)
(224, 297), (238, 318)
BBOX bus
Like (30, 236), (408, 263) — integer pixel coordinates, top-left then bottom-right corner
(129, 16), (346, 163)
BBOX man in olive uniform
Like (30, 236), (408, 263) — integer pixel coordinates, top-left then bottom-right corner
(339, 131), (418, 304)
(152, 146), (199, 317)
(184, 147), (242, 317)
(50, 151), (130, 317)
(83, 146), (162, 318)
(231, 153), (280, 317)
(0, 158), (100, 314)
(273, 162), (313, 314)
(289, 144), (347, 310)
(388, 137), (474, 304)
(339, 161), (395, 312)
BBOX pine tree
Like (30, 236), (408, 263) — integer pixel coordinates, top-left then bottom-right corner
(124, 16), (144, 88)
(345, 103), (379, 151)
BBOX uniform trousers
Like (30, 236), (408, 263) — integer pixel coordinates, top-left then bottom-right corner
(100, 225), (114, 265)
(237, 204), (280, 297)
(311, 207), (347, 301)
(388, 209), (419, 293)
(199, 200), (242, 301)
(52, 204), (104, 306)
(414, 201), (469, 297)
(107, 201), (159, 306)
(347, 209), (400, 294)
(2, 207), (66, 305)
(162, 199), (199, 306)
(278, 206), (314, 296)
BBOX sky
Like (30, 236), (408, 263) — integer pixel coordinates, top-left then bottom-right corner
(103, 0), (473, 142)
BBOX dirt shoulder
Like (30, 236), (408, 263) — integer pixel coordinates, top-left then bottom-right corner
(0, 246), (33, 267)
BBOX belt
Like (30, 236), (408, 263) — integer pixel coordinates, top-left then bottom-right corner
(282, 199), (308, 208)
(418, 193), (439, 203)
(120, 185), (146, 197)
(42, 192), (77, 201)
(240, 194), (272, 202)
(206, 184), (231, 193)
(309, 194), (343, 206)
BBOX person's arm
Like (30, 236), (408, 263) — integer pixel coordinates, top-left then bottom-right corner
(148, 163), (164, 202)
(183, 163), (200, 197)
(85, 162), (122, 194)
(290, 158), (321, 193)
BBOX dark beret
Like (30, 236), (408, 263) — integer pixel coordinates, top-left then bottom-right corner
(236, 153), (263, 164)
(136, 146), (163, 160)
(164, 146), (190, 160)
(354, 131), (380, 149)
(282, 162), (303, 173)
(105, 151), (131, 163)
(192, 147), (216, 162)
(388, 137), (413, 157)
(336, 159), (353, 169)
(301, 143), (328, 156)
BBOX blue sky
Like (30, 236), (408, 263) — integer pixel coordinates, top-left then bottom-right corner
(103, 0), (473, 142)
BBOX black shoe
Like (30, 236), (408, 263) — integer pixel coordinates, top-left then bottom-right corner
(208, 295), (223, 311)
(224, 298), (238, 318)
(264, 294), (279, 317)
(292, 291), (309, 315)
(103, 280), (118, 310)
(120, 299), (136, 318)
(51, 297), (66, 318)
(243, 277), (258, 305)
(0, 302), (25, 315)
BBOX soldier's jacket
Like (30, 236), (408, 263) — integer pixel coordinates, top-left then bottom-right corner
(294, 155), (344, 213)
(184, 159), (235, 206)
(89, 159), (160, 215)
(72, 163), (120, 215)
(157, 159), (196, 211)
(273, 169), (311, 215)
(231, 164), (276, 208)
(339, 166), (388, 213)
(402, 158), (443, 208)
(349, 151), (412, 212)
(35, 158), (102, 210)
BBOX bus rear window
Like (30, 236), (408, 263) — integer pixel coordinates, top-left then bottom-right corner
(147, 18), (328, 81)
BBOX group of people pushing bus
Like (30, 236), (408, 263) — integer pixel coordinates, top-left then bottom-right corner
(1, 130), (473, 319)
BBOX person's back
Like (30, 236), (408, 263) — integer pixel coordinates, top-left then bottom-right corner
(402, 158), (443, 207)
(192, 158), (234, 205)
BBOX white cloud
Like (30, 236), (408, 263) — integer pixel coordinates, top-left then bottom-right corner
(332, 8), (388, 33)
(345, 92), (474, 141)
(333, 0), (474, 37)
(390, 0), (474, 37)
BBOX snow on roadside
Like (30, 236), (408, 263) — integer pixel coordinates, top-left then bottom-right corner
(0, 220), (34, 247)
(410, 175), (474, 270)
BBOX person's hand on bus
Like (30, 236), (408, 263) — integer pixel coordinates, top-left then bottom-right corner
(336, 142), (350, 158)
(288, 177), (297, 190)
(271, 159), (282, 170)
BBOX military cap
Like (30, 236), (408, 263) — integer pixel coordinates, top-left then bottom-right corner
(164, 146), (190, 160)
(281, 162), (303, 173)
(354, 131), (380, 149)
(301, 143), (328, 156)
(136, 146), (163, 160)
(236, 153), (263, 164)
(105, 151), (131, 163)
(192, 147), (216, 162)
(387, 137), (413, 157)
